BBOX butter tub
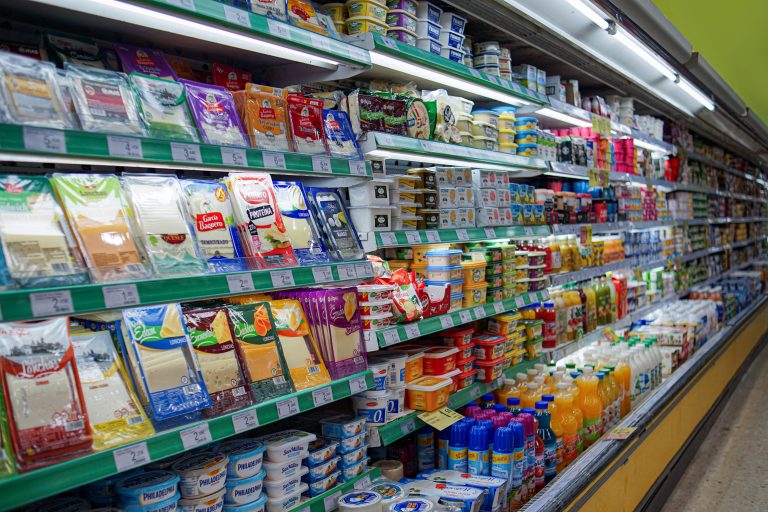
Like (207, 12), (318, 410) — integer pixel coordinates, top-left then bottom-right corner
(220, 439), (266, 480)
(223, 470), (267, 506)
(115, 470), (180, 506)
(346, 0), (387, 21)
(172, 453), (229, 499)
(346, 16), (388, 35)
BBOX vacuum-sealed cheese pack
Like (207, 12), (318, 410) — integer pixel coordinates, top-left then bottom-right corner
(212, 62), (252, 92)
(130, 72), (199, 142)
(181, 80), (248, 147)
(43, 32), (105, 68)
(320, 287), (366, 378)
(322, 109), (362, 159)
(305, 187), (364, 261)
(115, 44), (177, 80)
(287, 95), (327, 154)
(273, 181), (329, 266)
(238, 84), (291, 152)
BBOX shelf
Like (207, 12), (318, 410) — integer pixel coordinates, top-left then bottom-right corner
(0, 124), (372, 177)
(551, 220), (675, 236)
(0, 371), (374, 512)
(687, 151), (756, 181)
(376, 291), (550, 349)
(548, 260), (628, 287)
(0, 261), (372, 322)
(367, 225), (551, 250)
(286, 467), (381, 512)
(626, 128), (676, 155)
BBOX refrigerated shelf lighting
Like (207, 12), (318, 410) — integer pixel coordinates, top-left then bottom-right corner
(536, 107), (593, 128)
(364, 148), (532, 172)
(678, 78), (716, 111)
(564, 0), (609, 29)
(614, 30), (677, 81)
(631, 138), (672, 154)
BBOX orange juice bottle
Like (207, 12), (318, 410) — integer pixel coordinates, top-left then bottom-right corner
(543, 394), (564, 472)
(496, 377), (520, 406)
(604, 367), (621, 426)
(559, 236), (572, 272)
(583, 281), (598, 333)
(578, 370), (602, 447)
(615, 356), (632, 417)
(554, 383), (580, 465)
(595, 372), (610, 434)
(521, 382), (540, 410)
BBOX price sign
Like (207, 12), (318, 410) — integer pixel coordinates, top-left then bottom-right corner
(439, 316), (454, 329)
(405, 231), (422, 244)
(376, 133), (396, 146)
(400, 418), (416, 435)
(222, 5), (251, 27)
(337, 264), (357, 280)
(309, 33), (331, 51)
(425, 231), (441, 243)
(591, 114), (612, 136)
(276, 397), (300, 418)
(312, 266), (333, 283)
(418, 407), (464, 430)
(324, 492), (342, 512)
(108, 135), (143, 159)
(23, 127), (66, 153)
(113, 442), (150, 472)
(404, 324), (421, 339)
(468, 68), (483, 79)
(379, 232), (398, 246)
(493, 302), (505, 314)
(379, 36), (399, 50)
(349, 159), (368, 175)
(166, 0), (195, 9)
(381, 329), (401, 346)
(349, 375), (368, 394)
(604, 427), (637, 440)
(270, 270), (295, 288)
(221, 147), (247, 166)
(262, 151), (286, 169)
(312, 156), (332, 173)
(267, 19), (292, 39)
(473, 306), (486, 319)
(312, 387), (333, 407)
(459, 310), (472, 324)
(601, 327), (619, 343)
(180, 424), (212, 450)
(170, 142), (202, 163)
(515, 296), (525, 308)
(232, 410), (258, 433)
(456, 229), (469, 241)
(30, 290), (74, 317)
(103, 284), (140, 308)
(354, 475), (372, 489)
(484, 228), (496, 239)
(354, 263), (372, 278)
(227, 273), (255, 293)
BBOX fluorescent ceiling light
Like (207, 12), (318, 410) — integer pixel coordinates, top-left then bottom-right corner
(678, 79), (716, 111)
(536, 107), (593, 128)
(614, 30), (677, 81)
(370, 52), (534, 106)
(631, 138), (671, 154)
(564, 0), (609, 30)
(30, 0), (340, 68)
(365, 149), (533, 171)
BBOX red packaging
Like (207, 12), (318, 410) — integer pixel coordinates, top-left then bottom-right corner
(456, 354), (476, 374)
(422, 347), (458, 375)
(440, 328), (474, 356)
(456, 369), (478, 389)
(473, 334), (507, 361)
(212, 62), (253, 91)
(475, 357), (505, 382)
(418, 283), (451, 318)
(286, 95), (327, 154)
(432, 368), (460, 393)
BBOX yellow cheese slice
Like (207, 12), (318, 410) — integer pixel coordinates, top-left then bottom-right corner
(160, 306), (184, 338)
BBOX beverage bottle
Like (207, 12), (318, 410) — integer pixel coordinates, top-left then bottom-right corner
(495, 378), (519, 406)
(533, 415), (545, 493)
(578, 370), (603, 447)
(491, 426), (513, 495)
(606, 277), (618, 323)
(566, 373), (585, 453)
(543, 394), (564, 473)
(509, 421), (526, 510)
(615, 355), (632, 417)
(584, 280), (598, 332)
(448, 421), (469, 471)
(494, 403), (509, 414)
(437, 427), (450, 468)
(551, 291), (568, 345)
(549, 236), (562, 273)
(527, 369), (539, 382)
(468, 424), (491, 476)
(480, 393), (496, 409)
(595, 372), (610, 433)
(560, 236), (572, 272)
(535, 401), (558, 484)
(539, 302), (558, 349)
(555, 382), (580, 465)
(518, 411), (536, 500)
(605, 367), (621, 425)
(570, 236), (582, 270)
(576, 285), (588, 335)
(507, 397), (522, 416)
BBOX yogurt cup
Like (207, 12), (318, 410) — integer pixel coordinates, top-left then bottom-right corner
(223, 470), (266, 506)
(352, 390), (389, 426)
(369, 361), (390, 390)
(361, 312), (392, 330)
(472, 136), (498, 151)
(415, 20), (441, 40)
(222, 494), (266, 512)
(416, 37), (442, 55)
(178, 489), (225, 512)
(115, 471), (180, 506)
(258, 430), (317, 462)
(438, 30), (464, 50)
(472, 121), (498, 139)
(387, 386), (405, 417)
(360, 300), (392, 316)
(416, 1), (443, 23)
(220, 439), (266, 480)
(265, 483), (307, 512)
(517, 143), (538, 157)
(514, 117), (538, 131)
(262, 459), (304, 481)
(473, 54), (499, 67)
(474, 41), (501, 55)
(439, 11), (467, 34)
(373, 351), (408, 386)
(172, 453), (229, 499)
(263, 466), (308, 498)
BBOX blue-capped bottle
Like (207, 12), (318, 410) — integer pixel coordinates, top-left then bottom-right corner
(507, 397), (522, 416)
(448, 421), (469, 471)
(479, 419), (495, 455)
(493, 403), (508, 414)
(467, 424), (490, 476)
(535, 401), (557, 484)
(491, 425), (513, 511)
(437, 427), (451, 469)
(508, 420), (526, 510)
(480, 393), (496, 409)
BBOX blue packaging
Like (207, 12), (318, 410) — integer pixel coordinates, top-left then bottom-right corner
(322, 109), (363, 159)
(306, 438), (339, 466)
(417, 469), (508, 512)
(341, 446), (367, 468)
(120, 493), (180, 512)
(223, 470), (265, 506)
(220, 439), (266, 480)
(273, 181), (330, 266)
(319, 414), (367, 439)
(306, 456), (340, 481)
(115, 471), (180, 506)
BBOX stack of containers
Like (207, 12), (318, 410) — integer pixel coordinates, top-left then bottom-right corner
(261, 431), (316, 511)
(425, 248), (464, 311)
(386, 0), (419, 46)
(501, 244), (519, 300)
(485, 311), (525, 368)
(515, 116), (539, 157)
(318, 415), (370, 484)
(461, 252), (488, 308)
(357, 283), (396, 345)
(473, 169), (512, 227)
(462, 37), (474, 67)
(499, 48), (512, 80)
(494, 105), (518, 154)
(456, 110), (474, 147)
(322, 3), (349, 34)
(437, 10), (467, 62)
(465, 243), (504, 303)
(405, 168), (437, 229)
(472, 109), (500, 151)
(405, 346), (457, 411)
(537, 131), (558, 161)
(473, 41), (501, 76)
(473, 332), (507, 383)
(389, 174), (422, 229)
(349, 178), (396, 233)
(114, 471), (181, 512)
(222, 440), (268, 512)
(303, 439), (340, 498)
(441, 327), (478, 389)
(344, 0), (388, 37)
(358, 350), (422, 426)
(173, 453), (229, 512)
(518, 307), (544, 360)
(414, 1), (443, 55)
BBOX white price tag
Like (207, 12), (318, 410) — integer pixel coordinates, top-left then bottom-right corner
(493, 302), (505, 314)
(227, 273), (255, 293)
(380, 36), (399, 50)
(459, 310), (472, 324)
(232, 410), (258, 433)
(349, 159), (368, 175)
(487, 75), (502, 86)
(23, 127), (66, 153)
(170, 142), (202, 163)
(404, 324), (420, 339)
(309, 33), (331, 51)
(270, 270), (295, 288)
(312, 156), (332, 173)
(102, 284), (140, 308)
(379, 232), (399, 246)
(262, 151), (286, 169)
(221, 147), (247, 166)
(515, 296), (525, 308)
(276, 397), (300, 418)
(354, 263), (372, 278)
(376, 133), (396, 146)
(405, 231), (422, 244)
(382, 329), (401, 346)
(113, 442), (150, 472)
(528, 293), (538, 303)
(484, 228), (496, 239)
(30, 290), (74, 317)
(324, 492), (342, 512)
(222, 5), (251, 27)
(337, 265), (357, 280)
(166, 0), (195, 9)
(108, 135), (143, 159)
(350, 374), (368, 394)
(348, 46), (368, 61)
(180, 424), (212, 450)
(524, 227), (534, 236)
(312, 266), (334, 283)
(267, 19), (292, 40)
(400, 419), (416, 435)
(312, 387), (333, 407)
(440, 316), (455, 329)
(473, 306), (486, 319)
(456, 229), (469, 241)
(354, 475), (372, 489)
(425, 231), (441, 243)
(468, 68), (483, 79)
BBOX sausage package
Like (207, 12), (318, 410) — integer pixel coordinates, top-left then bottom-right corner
(287, 95), (327, 154)
(273, 181), (329, 266)
(130, 72), (199, 142)
(181, 79), (248, 147)
(305, 187), (364, 261)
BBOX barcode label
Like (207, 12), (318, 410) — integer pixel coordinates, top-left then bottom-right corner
(126, 415), (145, 425)
(270, 270), (295, 288)
(308, 365), (320, 374)
(65, 420), (85, 432)
(267, 19), (292, 40)
(232, 386), (247, 397)
(379, 232), (398, 246)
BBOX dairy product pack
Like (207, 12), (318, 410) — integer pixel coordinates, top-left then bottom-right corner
(273, 181), (329, 266)
(305, 187), (364, 262)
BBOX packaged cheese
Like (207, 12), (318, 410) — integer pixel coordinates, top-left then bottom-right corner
(51, 173), (150, 283)
(0, 174), (88, 288)
(121, 304), (212, 422)
(115, 44), (177, 79)
(273, 181), (329, 266)
(130, 72), (199, 142)
(70, 327), (155, 450)
(0, 317), (92, 471)
(226, 173), (298, 269)
(305, 187), (364, 261)
(286, 0), (328, 34)
(227, 302), (294, 402)
(43, 32), (105, 68)
(122, 174), (207, 277)
(0, 52), (72, 129)
(286, 95), (327, 154)
(239, 84), (291, 152)
(246, 0), (287, 20)
(269, 299), (331, 390)
(182, 306), (253, 417)
(212, 62), (252, 92)
(65, 64), (145, 136)
(0, 392), (15, 478)
(322, 109), (362, 159)
(181, 80), (248, 147)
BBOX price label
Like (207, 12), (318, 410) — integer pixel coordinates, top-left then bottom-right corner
(309, 33), (331, 51)
(227, 273), (255, 293)
(349, 375), (368, 394)
(425, 231), (441, 243)
(473, 306), (486, 319)
(354, 475), (372, 489)
(382, 329), (401, 346)
(400, 418), (416, 435)
(524, 227), (534, 236)
(312, 387), (333, 407)
(515, 296), (525, 308)
(440, 316), (454, 329)
(170, 142), (202, 163)
(222, 5), (251, 27)
(354, 263), (372, 278)
(493, 302), (505, 314)
(113, 442), (150, 472)
(456, 229), (469, 241)
(404, 324), (420, 339)
(270, 270), (295, 288)
(312, 156), (332, 173)
(418, 407), (464, 430)
(276, 397), (300, 418)
(349, 159), (368, 175)
(232, 410), (258, 433)
(23, 127), (66, 153)
(468, 68), (483, 79)
(337, 264), (357, 280)
(380, 36), (399, 50)
(30, 290), (74, 317)
(484, 228), (496, 239)
(601, 327), (619, 343)
(379, 232), (398, 246)
(221, 147), (247, 166)
(108, 135), (143, 159)
(487, 75), (502, 86)
(262, 151), (286, 169)
(102, 284), (140, 308)
(312, 266), (334, 283)
(459, 310), (472, 323)
(376, 133), (396, 146)
(166, 0), (195, 9)
(267, 19), (292, 39)
(405, 231), (422, 244)
(180, 424), (212, 450)
(324, 492), (343, 512)
(604, 426), (637, 440)
(348, 46), (368, 61)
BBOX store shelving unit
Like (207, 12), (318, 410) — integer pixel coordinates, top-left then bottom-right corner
(285, 467), (381, 512)
(364, 225), (551, 252)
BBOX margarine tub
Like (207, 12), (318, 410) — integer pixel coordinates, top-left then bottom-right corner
(471, 121), (498, 139)
(472, 136), (498, 151)
(262, 458), (304, 481)
(471, 109), (499, 127)
(517, 144), (538, 157)
(346, 16), (388, 35)
(120, 494), (181, 512)
(222, 493), (267, 512)
(323, 3), (347, 21)
(263, 466), (308, 497)
(515, 130), (538, 144)
(220, 439), (266, 480)
(498, 131), (516, 145)
(514, 117), (538, 131)
(265, 483), (307, 512)
(336, 491), (383, 512)
(258, 430), (317, 461)
(223, 469), (266, 505)
(346, 0), (387, 21)
(178, 488), (225, 512)
(115, 470), (180, 506)
(405, 376), (452, 411)
(307, 438), (340, 465)
(172, 453), (229, 499)
(319, 413), (367, 439)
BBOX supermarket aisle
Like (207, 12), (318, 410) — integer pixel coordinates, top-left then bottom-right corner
(659, 342), (768, 512)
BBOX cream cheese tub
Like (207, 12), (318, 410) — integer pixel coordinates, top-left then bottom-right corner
(258, 430), (317, 461)
(115, 470), (180, 506)
(220, 439), (266, 480)
(223, 469), (266, 505)
(172, 453), (229, 499)
(263, 466), (308, 497)
(120, 494), (180, 512)
(178, 489), (225, 512)
(265, 483), (307, 512)
(222, 493), (267, 512)
(263, 458), (305, 481)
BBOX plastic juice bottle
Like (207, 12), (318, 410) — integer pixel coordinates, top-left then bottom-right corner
(535, 401), (558, 485)
(606, 278), (618, 323)
(538, 302), (558, 349)
(605, 367), (621, 425)
(533, 414), (546, 492)
(527, 369), (539, 382)
(555, 383), (580, 465)
(496, 378), (521, 405)
(579, 371), (603, 447)
(584, 281), (598, 333)
(480, 393), (496, 409)
(551, 291), (568, 345)
(569, 286), (584, 340)
(543, 394), (564, 473)
(595, 372), (610, 433)
(559, 237), (572, 272)
(597, 278), (611, 325)
(518, 411), (536, 500)
(509, 421), (526, 510)
(615, 356), (632, 417)
(521, 382), (540, 410)
(569, 236), (582, 270)
(508, 397), (522, 416)
(549, 236), (562, 273)
(576, 285), (588, 335)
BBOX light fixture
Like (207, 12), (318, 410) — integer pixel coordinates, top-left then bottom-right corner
(564, 0), (609, 30)
(631, 138), (672, 154)
(614, 30), (677, 82)
(536, 107), (593, 128)
(30, 0), (341, 68)
(677, 78), (716, 111)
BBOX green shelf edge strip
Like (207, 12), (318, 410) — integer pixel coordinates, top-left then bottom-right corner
(287, 467), (382, 512)
(0, 261), (372, 322)
(0, 371), (374, 512)
(0, 124), (372, 177)
(374, 225), (551, 248)
(377, 290), (550, 348)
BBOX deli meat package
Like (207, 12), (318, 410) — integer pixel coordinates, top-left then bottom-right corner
(0, 317), (92, 471)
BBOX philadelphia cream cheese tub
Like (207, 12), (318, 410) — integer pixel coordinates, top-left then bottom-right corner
(223, 470), (266, 505)
(178, 488), (225, 512)
(114, 470), (180, 506)
(220, 439), (266, 480)
(172, 453), (229, 499)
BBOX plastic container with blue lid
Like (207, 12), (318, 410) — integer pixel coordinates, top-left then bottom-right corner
(307, 438), (339, 466)
(222, 493), (267, 512)
(424, 249), (462, 267)
(514, 117), (538, 131)
(336, 491), (383, 512)
(307, 456), (340, 482)
(223, 469), (266, 506)
(390, 497), (435, 512)
(425, 265), (462, 282)
(220, 439), (266, 480)
(120, 493), (180, 512)
(516, 144), (538, 157)
(424, 278), (464, 289)
(115, 471), (180, 506)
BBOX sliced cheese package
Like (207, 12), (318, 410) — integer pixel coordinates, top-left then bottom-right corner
(211, 62), (252, 92)
(286, 95), (327, 155)
(182, 306), (253, 417)
(305, 187), (364, 262)
(0, 317), (92, 471)
(269, 299), (331, 390)
(130, 72), (199, 142)
(0, 174), (88, 288)
(42, 32), (105, 68)
(121, 174), (207, 277)
(70, 326), (155, 450)
(0, 390), (15, 478)
(273, 181), (329, 266)
(322, 109), (362, 159)
(121, 304), (212, 423)
(115, 44), (177, 79)
(236, 84), (291, 152)
(227, 302), (295, 402)
(181, 80), (249, 147)
(51, 173), (150, 283)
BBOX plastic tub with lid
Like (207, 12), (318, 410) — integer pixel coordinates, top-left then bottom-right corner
(349, 179), (392, 207)
(425, 265), (463, 282)
(348, 206), (394, 232)
(172, 453), (229, 499)
(485, 313), (521, 335)
(471, 109), (499, 127)
(179, 491), (221, 512)
(372, 351), (408, 386)
(499, 144), (518, 156)
(456, 369), (478, 390)
(456, 113), (473, 133)
(341, 457), (370, 480)
(346, 16), (388, 35)
(341, 445), (368, 467)
(352, 389), (389, 426)
(440, 46), (464, 63)
(517, 144), (538, 157)
(392, 215), (421, 230)
(460, 260), (487, 284)
(473, 41), (501, 55)
(307, 438), (339, 466)
(386, 0), (417, 15)
(263, 465), (307, 498)
(337, 431), (366, 454)
(475, 357), (505, 383)
(432, 368), (461, 393)
(262, 458), (304, 481)
(346, 0), (387, 20)
(472, 136), (498, 151)
(220, 439), (266, 480)
(399, 348), (425, 382)
(415, 19), (442, 40)
(462, 281), (488, 308)
(357, 283), (393, 302)
(114, 471), (180, 506)
(472, 54), (499, 67)
(456, 354), (476, 374)
(476, 64), (500, 76)
(323, 3), (347, 21)
(416, 0), (442, 22)
(258, 430), (317, 462)
(473, 334), (506, 361)
(498, 131), (516, 145)
(388, 27), (418, 45)
(306, 456), (339, 482)
(121, 494), (180, 512)
(486, 274), (503, 289)
(527, 251), (546, 266)
(223, 493), (266, 512)
(265, 483), (307, 512)
(515, 130), (538, 144)
(471, 121), (498, 139)
(223, 470), (266, 506)
(387, 386), (405, 418)
(438, 30), (464, 50)
(336, 490), (383, 512)
(406, 376), (453, 411)
(425, 249), (461, 267)
(360, 300), (392, 316)
(416, 37), (441, 55)
(361, 312), (392, 330)
(449, 291), (464, 312)
(441, 326), (473, 346)
(319, 414), (367, 439)
(514, 117), (538, 131)
(387, 10), (418, 31)
(423, 346), (459, 374)
(439, 11), (467, 33)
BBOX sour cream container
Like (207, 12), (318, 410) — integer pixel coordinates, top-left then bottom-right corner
(172, 453), (229, 499)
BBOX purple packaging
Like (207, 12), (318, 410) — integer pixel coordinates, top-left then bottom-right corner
(115, 44), (177, 79)
(386, 0), (417, 16)
(180, 79), (249, 147)
(386, 11), (417, 32)
(321, 287), (367, 378)
(387, 28), (417, 46)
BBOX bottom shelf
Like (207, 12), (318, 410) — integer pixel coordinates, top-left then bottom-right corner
(287, 467), (382, 512)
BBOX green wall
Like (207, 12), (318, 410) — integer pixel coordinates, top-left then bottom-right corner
(654, 0), (768, 124)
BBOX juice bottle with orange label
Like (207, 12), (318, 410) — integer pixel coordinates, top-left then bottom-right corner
(578, 369), (602, 447)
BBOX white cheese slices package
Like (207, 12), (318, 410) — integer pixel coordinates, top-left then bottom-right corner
(273, 181), (329, 266)
(51, 173), (150, 282)
(69, 326), (155, 450)
(129, 72), (199, 142)
(65, 64), (145, 136)
(322, 109), (362, 159)
(0, 174), (88, 288)
(0, 317), (92, 471)
(181, 179), (246, 273)
(120, 304), (212, 423)
(181, 79), (248, 147)
(121, 174), (207, 277)
(182, 306), (253, 417)
(305, 187), (364, 262)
